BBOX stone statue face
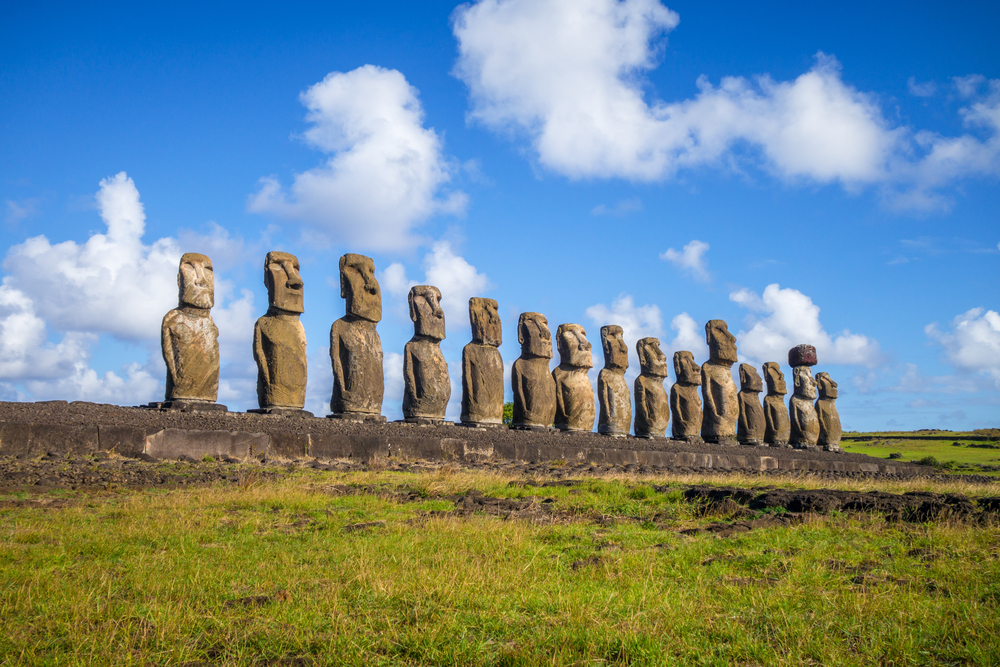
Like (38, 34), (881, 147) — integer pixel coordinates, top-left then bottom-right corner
(518, 312), (552, 359)
(763, 362), (786, 395)
(600, 325), (628, 372)
(557, 323), (592, 369)
(673, 351), (702, 385)
(705, 319), (737, 365)
(637, 337), (668, 378)
(793, 366), (817, 400)
(816, 372), (838, 399)
(739, 363), (763, 392)
(340, 253), (381, 322)
(264, 251), (304, 314)
(469, 297), (501, 347)
(178, 252), (214, 309)
(408, 285), (445, 340)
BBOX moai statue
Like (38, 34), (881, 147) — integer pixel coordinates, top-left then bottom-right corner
(737, 364), (765, 446)
(461, 297), (504, 427)
(511, 312), (556, 430)
(633, 337), (669, 438)
(329, 253), (385, 422)
(701, 320), (739, 445)
(553, 324), (595, 433)
(815, 372), (842, 452)
(158, 253), (225, 412)
(598, 325), (631, 437)
(788, 344), (820, 449)
(762, 362), (790, 447)
(403, 285), (450, 424)
(670, 351), (702, 442)
(252, 252), (309, 415)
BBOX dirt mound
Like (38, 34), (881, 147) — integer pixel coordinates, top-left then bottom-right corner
(679, 484), (997, 521)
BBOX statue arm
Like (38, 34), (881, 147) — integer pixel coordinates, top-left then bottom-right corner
(701, 370), (717, 417)
(404, 344), (416, 399)
(329, 325), (341, 377)
(253, 322), (269, 387)
(160, 314), (176, 382)
(600, 374), (614, 422)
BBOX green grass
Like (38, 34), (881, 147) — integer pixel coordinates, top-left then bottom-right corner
(1, 468), (999, 666)
(842, 430), (1000, 475)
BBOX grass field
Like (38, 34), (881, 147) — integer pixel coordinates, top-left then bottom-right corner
(842, 430), (1000, 475)
(1, 467), (999, 666)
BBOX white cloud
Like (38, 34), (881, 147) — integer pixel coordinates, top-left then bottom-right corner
(730, 283), (882, 366)
(584, 295), (710, 375)
(249, 65), (467, 251)
(660, 239), (709, 282)
(3, 173), (179, 341)
(453, 0), (1000, 208)
(907, 77), (936, 98)
(381, 241), (492, 331)
(925, 308), (1000, 388)
(585, 293), (663, 351)
(383, 351), (405, 420)
(663, 312), (709, 362)
(0, 173), (254, 406)
(5, 198), (39, 224)
(954, 75), (986, 98)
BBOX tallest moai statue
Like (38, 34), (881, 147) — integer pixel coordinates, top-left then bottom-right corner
(329, 253), (385, 422)
(159, 252), (224, 411)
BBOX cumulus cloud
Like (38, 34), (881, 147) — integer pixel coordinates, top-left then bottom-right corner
(925, 308), (1000, 388)
(730, 283), (881, 366)
(452, 0), (1000, 208)
(382, 241), (492, 329)
(249, 65), (467, 251)
(0, 172), (254, 405)
(660, 239), (709, 282)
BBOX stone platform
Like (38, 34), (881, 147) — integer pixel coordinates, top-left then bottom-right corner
(0, 401), (924, 477)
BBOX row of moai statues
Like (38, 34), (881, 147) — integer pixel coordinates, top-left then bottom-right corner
(156, 251), (841, 450)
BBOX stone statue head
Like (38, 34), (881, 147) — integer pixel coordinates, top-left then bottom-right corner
(518, 312), (552, 359)
(636, 337), (668, 378)
(816, 372), (838, 399)
(264, 251), (304, 314)
(178, 252), (214, 309)
(673, 351), (702, 386)
(408, 285), (445, 340)
(557, 323), (592, 369)
(739, 363), (763, 393)
(793, 366), (817, 400)
(600, 325), (628, 372)
(469, 297), (501, 347)
(705, 319), (737, 365)
(339, 253), (381, 322)
(762, 362), (787, 396)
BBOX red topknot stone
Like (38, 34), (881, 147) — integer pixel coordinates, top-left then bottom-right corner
(788, 344), (817, 367)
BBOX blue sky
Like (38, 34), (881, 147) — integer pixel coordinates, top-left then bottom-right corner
(1, 0), (997, 430)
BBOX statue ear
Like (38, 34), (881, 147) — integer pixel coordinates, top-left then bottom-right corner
(407, 290), (418, 322)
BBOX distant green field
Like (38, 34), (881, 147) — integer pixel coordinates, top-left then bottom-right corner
(842, 430), (1000, 475)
